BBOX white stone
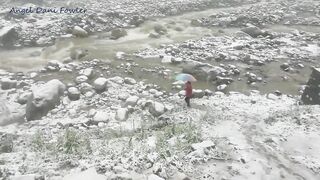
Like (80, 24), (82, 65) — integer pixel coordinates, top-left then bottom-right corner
(72, 26), (88, 37)
(93, 77), (108, 91)
(124, 96), (139, 107)
(191, 140), (215, 151)
(115, 108), (129, 121)
(148, 101), (165, 117)
(63, 168), (106, 180)
(93, 111), (110, 122)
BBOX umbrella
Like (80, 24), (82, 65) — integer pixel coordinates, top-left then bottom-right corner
(175, 73), (197, 82)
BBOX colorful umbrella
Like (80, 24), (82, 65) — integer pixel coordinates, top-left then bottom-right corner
(175, 73), (197, 82)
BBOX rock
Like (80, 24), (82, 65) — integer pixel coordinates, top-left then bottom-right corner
(0, 100), (25, 126)
(79, 83), (94, 94)
(191, 140), (215, 151)
(193, 89), (205, 98)
(116, 51), (125, 60)
(149, 32), (161, 38)
(267, 93), (278, 100)
(72, 26), (88, 37)
(10, 174), (44, 180)
(217, 84), (227, 91)
(154, 24), (167, 35)
(1, 78), (17, 90)
(241, 25), (265, 38)
(111, 28), (127, 39)
(172, 172), (191, 180)
(182, 62), (226, 81)
(70, 49), (88, 60)
(0, 26), (18, 48)
(301, 68), (320, 105)
(280, 63), (290, 71)
(93, 111), (110, 122)
(115, 108), (129, 121)
(190, 19), (202, 26)
(124, 77), (136, 85)
(26, 79), (66, 121)
(67, 87), (80, 101)
(63, 168), (106, 180)
(75, 75), (88, 84)
(161, 55), (173, 64)
(148, 174), (164, 180)
(93, 77), (108, 92)
(148, 101), (165, 117)
(108, 76), (124, 84)
(17, 92), (32, 105)
(216, 76), (233, 85)
(124, 96), (139, 107)
(79, 68), (94, 79)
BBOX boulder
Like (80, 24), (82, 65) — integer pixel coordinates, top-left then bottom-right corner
(301, 68), (320, 105)
(148, 101), (165, 117)
(124, 96), (139, 107)
(161, 55), (173, 64)
(154, 24), (167, 35)
(93, 111), (110, 122)
(148, 174), (164, 180)
(63, 168), (106, 180)
(75, 75), (88, 84)
(115, 108), (129, 121)
(0, 26), (18, 48)
(67, 87), (80, 101)
(241, 25), (265, 38)
(124, 77), (136, 85)
(79, 68), (94, 79)
(10, 174), (44, 180)
(149, 32), (161, 38)
(182, 62), (226, 81)
(26, 79), (66, 120)
(0, 100), (25, 126)
(72, 26), (88, 37)
(1, 78), (17, 90)
(191, 140), (215, 151)
(217, 84), (227, 91)
(17, 92), (32, 105)
(192, 89), (205, 98)
(110, 28), (127, 39)
(93, 77), (108, 92)
(216, 76), (233, 85)
(70, 48), (88, 60)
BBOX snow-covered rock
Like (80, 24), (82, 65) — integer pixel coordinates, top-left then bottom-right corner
(148, 101), (165, 117)
(1, 78), (17, 90)
(72, 26), (88, 37)
(0, 26), (18, 48)
(0, 100), (25, 126)
(93, 111), (110, 122)
(110, 28), (127, 39)
(124, 77), (137, 85)
(193, 89), (205, 98)
(67, 87), (80, 101)
(63, 168), (106, 180)
(115, 108), (129, 121)
(241, 25), (265, 38)
(79, 68), (94, 79)
(26, 79), (66, 120)
(75, 75), (88, 84)
(93, 77), (108, 92)
(148, 174), (165, 180)
(191, 140), (215, 151)
(124, 96), (139, 107)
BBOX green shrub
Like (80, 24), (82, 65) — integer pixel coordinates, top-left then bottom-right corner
(56, 128), (92, 155)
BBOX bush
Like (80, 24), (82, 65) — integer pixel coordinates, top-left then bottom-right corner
(56, 128), (92, 155)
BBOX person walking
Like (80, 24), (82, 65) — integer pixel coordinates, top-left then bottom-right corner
(184, 81), (192, 107)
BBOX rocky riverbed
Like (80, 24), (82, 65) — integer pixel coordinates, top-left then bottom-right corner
(0, 0), (320, 179)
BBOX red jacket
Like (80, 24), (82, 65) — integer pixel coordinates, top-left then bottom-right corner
(185, 83), (192, 97)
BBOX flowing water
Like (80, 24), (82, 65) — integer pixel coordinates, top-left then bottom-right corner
(0, 4), (319, 95)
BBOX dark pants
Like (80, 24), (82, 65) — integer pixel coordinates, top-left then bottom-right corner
(185, 97), (191, 107)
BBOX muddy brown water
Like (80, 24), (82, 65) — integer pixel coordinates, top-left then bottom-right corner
(0, 4), (319, 95)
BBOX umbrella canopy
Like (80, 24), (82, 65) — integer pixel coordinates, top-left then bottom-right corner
(175, 73), (197, 82)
